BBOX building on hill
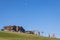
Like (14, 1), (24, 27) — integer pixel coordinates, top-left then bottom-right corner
(48, 33), (56, 38)
(34, 30), (40, 36)
(25, 30), (40, 36)
(3, 25), (25, 32)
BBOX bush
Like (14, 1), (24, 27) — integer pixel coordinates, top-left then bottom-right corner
(1, 29), (4, 31)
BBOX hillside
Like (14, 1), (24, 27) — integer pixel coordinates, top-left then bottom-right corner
(0, 31), (59, 40)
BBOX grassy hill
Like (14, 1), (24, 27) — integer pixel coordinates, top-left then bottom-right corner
(0, 31), (59, 40)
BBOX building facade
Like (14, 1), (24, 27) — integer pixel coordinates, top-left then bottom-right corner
(26, 30), (40, 36)
(48, 33), (55, 38)
(3, 25), (25, 32)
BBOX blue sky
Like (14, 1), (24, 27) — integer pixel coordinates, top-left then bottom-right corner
(0, 0), (60, 38)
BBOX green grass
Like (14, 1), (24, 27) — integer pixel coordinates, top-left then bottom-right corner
(0, 31), (59, 40)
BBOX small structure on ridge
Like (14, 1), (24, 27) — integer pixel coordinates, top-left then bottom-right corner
(3, 25), (25, 32)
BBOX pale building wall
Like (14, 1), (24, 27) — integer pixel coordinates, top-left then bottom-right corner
(49, 33), (55, 38)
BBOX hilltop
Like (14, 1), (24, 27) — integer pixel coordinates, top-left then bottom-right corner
(0, 31), (59, 40)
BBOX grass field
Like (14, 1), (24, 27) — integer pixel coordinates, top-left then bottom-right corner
(0, 31), (59, 40)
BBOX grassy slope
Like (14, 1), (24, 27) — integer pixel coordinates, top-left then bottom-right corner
(0, 31), (59, 40)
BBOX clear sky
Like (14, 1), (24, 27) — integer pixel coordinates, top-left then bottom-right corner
(0, 0), (60, 38)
